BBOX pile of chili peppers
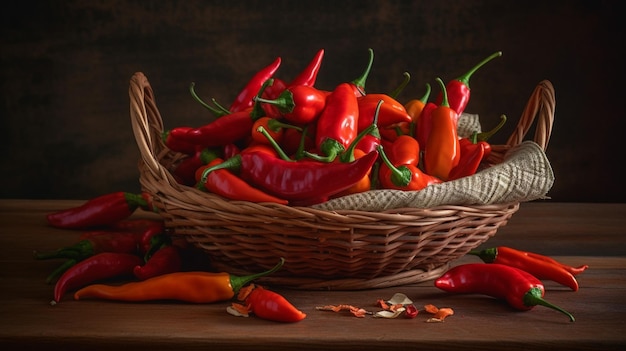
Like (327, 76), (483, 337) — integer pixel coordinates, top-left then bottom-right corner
(160, 49), (506, 206)
(434, 246), (589, 322)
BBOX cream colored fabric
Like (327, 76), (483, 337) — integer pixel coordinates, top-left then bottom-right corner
(313, 114), (554, 211)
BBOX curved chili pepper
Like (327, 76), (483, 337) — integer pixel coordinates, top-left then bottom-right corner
(162, 127), (196, 155)
(34, 231), (140, 261)
(184, 108), (255, 148)
(290, 48), (325, 87)
(46, 192), (148, 229)
(469, 246), (587, 291)
(73, 258), (285, 303)
(254, 85), (328, 125)
(232, 284), (306, 323)
(435, 51), (502, 115)
(349, 48), (374, 97)
(201, 158), (289, 205)
(134, 243), (182, 281)
(435, 263), (575, 322)
(405, 83), (432, 123)
(377, 145), (441, 191)
(201, 149), (378, 204)
(357, 93), (412, 132)
(172, 147), (221, 186)
(308, 82), (359, 162)
(331, 149), (372, 198)
(52, 252), (142, 304)
(423, 78), (460, 181)
(230, 56), (281, 113)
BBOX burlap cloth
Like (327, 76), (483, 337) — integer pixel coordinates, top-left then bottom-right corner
(313, 113), (554, 211)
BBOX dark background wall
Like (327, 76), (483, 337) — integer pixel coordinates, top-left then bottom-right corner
(1, 0), (624, 202)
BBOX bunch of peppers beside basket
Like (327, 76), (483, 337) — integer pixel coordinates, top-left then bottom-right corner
(158, 49), (506, 206)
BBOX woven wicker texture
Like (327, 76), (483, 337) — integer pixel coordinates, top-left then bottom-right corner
(130, 72), (555, 289)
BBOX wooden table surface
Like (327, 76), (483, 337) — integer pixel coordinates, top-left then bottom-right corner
(1, 199), (625, 350)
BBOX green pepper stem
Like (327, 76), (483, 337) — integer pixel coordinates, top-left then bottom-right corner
(524, 287), (575, 322)
(436, 77), (449, 108)
(389, 72), (410, 99)
(200, 155), (243, 184)
(124, 192), (148, 212)
(256, 126), (293, 162)
(34, 240), (93, 260)
(467, 247), (498, 263)
(189, 82), (229, 117)
(419, 83), (432, 103)
(455, 51), (502, 89)
(376, 145), (411, 187)
(254, 89), (295, 114)
(351, 48), (374, 95)
(340, 100), (382, 163)
(229, 257), (285, 294)
(250, 78), (274, 121)
(477, 114), (507, 142)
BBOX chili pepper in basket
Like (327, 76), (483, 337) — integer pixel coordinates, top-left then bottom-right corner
(52, 252), (142, 304)
(230, 283), (306, 323)
(162, 127), (197, 155)
(34, 231), (140, 261)
(377, 145), (441, 191)
(251, 117), (294, 146)
(290, 48), (325, 87)
(254, 85), (328, 125)
(386, 134), (420, 166)
(435, 51), (502, 116)
(423, 78), (461, 181)
(469, 246), (587, 290)
(172, 147), (221, 186)
(229, 56), (281, 113)
(435, 263), (575, 322)
(448, 115), (507, 181)
(414, 101), (436, 153)
(184, 108), (256, 148)
(46, 192), (148, 229)
(74, 258), (285, 303)
(199, 158), (289, 205)
(305, 82), (359, 162)
(330, 148), (372, 198)
(357, 93), (412, 132)
(405, 83), (431, 123)
(201, 148), (378, 205)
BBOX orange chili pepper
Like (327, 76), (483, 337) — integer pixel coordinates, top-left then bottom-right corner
(423, 78), (461, 181)
(377, 145), (441, 191)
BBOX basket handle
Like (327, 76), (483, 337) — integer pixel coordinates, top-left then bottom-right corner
(506, 80), (555, 151)
(129, 72), (180, 189)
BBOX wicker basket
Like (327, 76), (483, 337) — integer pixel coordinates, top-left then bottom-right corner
(130, 72), (555, 290)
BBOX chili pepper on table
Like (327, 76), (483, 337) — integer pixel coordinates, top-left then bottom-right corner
(469, 246), (587, 290)
(423, 78), (461, 181)
(199, 158), (289, 205)
(435, 263), (575, 322)
(46, 192), (148, 229)
(133, 233), (182, 281)
(229, 283), (306, 323)
(52, 252), (142, 304)
(254, 84), (328, 125)
(229, 56), (282, 113)
(74, 258), (285, 303)
(201, 148), (378, 205)
(435, 51), (502, 116)
(377, 145), (441, 191)
(448, 115), (507, 181)
(305, 82), (359, 162)
(34, 230), (140, 261)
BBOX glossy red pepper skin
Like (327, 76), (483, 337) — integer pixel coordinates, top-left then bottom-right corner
(447, 136), (488, 181)
(162, 127), (196, 155)
(255, 85), (328, 125)
(357, 94), (412, 132)
(377, 145), (441, 191)
(241, 285), (306, 323)
(469, 246), (585, 291)
(46, 192), (147, 229)
(185, 108), (255, 148)
(230, 57), (281, 113)
(386, 135), (420, 167)
(289, 49), (324, 87)
(313, 82), (359, 162)
(435, 51), (502, 116)
(435, 263), (575, 322)
(133, 245), (182, 281)
(172, 147), (221, 186)
(52, 252), (142, 303)
(414, 102), (436, 153)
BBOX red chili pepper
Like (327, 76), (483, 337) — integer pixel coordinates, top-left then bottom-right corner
(308, 82), (359, 162)
(184, 108), (255, 148)
(378, 121), (412, 142)
(349, 48), (374, 97)
(330, 149), (372, 198)
(200, 158), (289, 205)
(280, 125), (316, 158)
(230, 57), (281, 113)
(254, 85), (328, 125)
(201, 149), (378, 204)
(289, 48), (325, 87)
(162, 127), (197, 155)
(448, 115), (507, 181)
(469, 246), (586, 291)
(52, 252), (142, 304)
(435, 51), (502, 115)
(377, 145), (441, 191)
(414, 101), (436, 152)
(423, 78), (460, 181)
(46, 192), (147, 229)
(386, 135), (420, 166)
(235, 284), (306, 323)
(172, 147), (221, 186)
(35, 231), (140, 261)
(435, 263), (575, 322)
(134, 244), (182, 281)
(357, 93), (412, 132)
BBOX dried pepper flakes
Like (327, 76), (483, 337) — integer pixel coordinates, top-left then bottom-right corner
(316, 304), (372, 318)
(424, 304), (455, 323)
